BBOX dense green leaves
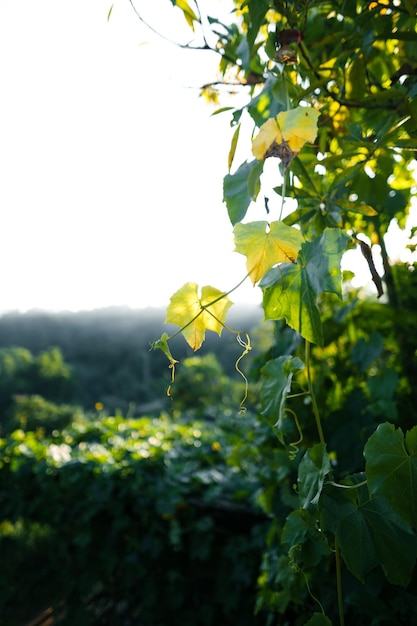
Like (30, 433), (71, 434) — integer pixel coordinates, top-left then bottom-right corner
(320, 478), (417, 587)
(364, 422), (417, 529)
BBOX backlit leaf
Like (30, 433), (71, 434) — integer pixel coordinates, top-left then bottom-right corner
(261, 228), (349, 345)
(233, 220), (304, 284)
(174, 0), (199, 29)
(252, 106), (320, 162)
(334, 200), (378, 216)
(166, 283), (233, 351)
(223, 160), (264, 225)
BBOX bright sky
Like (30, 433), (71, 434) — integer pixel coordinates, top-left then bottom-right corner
(0, 0), (263, 313)
(0, 1), (414, 313)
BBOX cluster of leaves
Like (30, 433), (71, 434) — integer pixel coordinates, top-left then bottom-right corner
(250, 281), (417, 625)
(143, 0), (417, 624)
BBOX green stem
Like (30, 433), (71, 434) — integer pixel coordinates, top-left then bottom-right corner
(305, 340), (325, 445)
(305, 340), (345, 625)
(335, 539), (345, 626)
(279, 169), (289, 221)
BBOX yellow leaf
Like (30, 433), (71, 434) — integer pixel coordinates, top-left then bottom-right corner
(166, 282), (233, 351)
(252, 106), (320, 163)
(233, 221), (304, 284)
(175, 0), (198, 30)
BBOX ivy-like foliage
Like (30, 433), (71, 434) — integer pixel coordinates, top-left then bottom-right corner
(138, 1), (417, 624)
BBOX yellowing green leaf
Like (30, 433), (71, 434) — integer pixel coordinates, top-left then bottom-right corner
(175, 0), (199, 29)
(166, 282), (233, 351)
(334, 200), (378, 216)
(252, 106), (320, 163)
(228, 123), (241, 172)
(233, 221), (304, 284)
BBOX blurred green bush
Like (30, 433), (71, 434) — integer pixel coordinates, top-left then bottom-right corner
(0, 411), (274, 626)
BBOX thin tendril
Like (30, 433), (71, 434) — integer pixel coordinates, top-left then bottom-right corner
(292, 562), (326, 615)
(283, 407), (303, 460)
(235, 332), (252, 412)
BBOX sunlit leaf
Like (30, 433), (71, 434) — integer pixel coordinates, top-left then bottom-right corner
(174, 0), (199, 29)
(233, 220), (304, 284)
(261, 228), (349, 345)
(252, 106), (320, 163)
(334, 200), (378, 216)
(166, 283), (233, 351)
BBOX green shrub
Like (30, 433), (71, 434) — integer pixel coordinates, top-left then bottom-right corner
(0, 412), (270, 626)
(5, 394), (82, 435)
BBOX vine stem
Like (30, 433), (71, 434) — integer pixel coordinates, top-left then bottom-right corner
(278, 169), (289, 221)
(305, 340), (325, 445)
(335, 539), (345, 626)
(278, 71), (291, 221)
(305, 340), (345, 625)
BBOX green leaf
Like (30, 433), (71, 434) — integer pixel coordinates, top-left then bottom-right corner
(333, 200), (378, 216)
(320, 479), (417, 586)
(351, 332), (384, 372)
(260, 356), (304, 443)
(246, 0), (269, 47)
(227, 123), (240, 172)
(303, 613), (332, 626)
(298, 443), (331, 509)
(364, 422), (417, 529)
(282, 508), (331, 568)
(247, 76), (286, 126)
(261, 228), (349, 345)
(150, 332), (178, 366)
(223, 160), (264, 225)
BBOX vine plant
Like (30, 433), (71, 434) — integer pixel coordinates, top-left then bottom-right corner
(136, 0), (417, 624)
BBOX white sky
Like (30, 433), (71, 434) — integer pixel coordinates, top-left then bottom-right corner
(0, 0), (265, 313)
(0, 0), (414, 313)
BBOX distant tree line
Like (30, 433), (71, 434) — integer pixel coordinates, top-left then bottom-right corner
(0, 306), (263, 417)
